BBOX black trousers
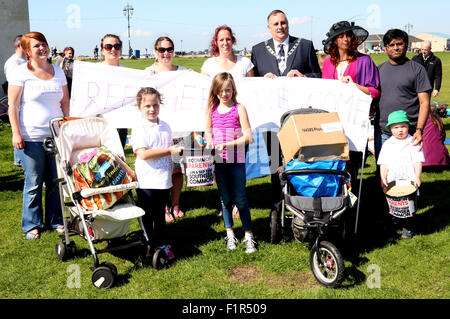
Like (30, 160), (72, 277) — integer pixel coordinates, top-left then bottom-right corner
(117, 128), (128, 149)
(136, 188), (170, 245)
(262, 130), (283, 206)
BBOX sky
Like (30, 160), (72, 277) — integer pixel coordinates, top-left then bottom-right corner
(28, 0), (450, 57)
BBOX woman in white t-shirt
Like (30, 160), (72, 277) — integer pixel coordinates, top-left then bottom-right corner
(8, 32), (70, 240)
(201, 25), (254, 218)
(99, 34), (129, 149)
(144, 37), (188, 222)
(201, 25), (254, 79)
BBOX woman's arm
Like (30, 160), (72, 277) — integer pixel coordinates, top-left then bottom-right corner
(60, 85), (70, 117)
(246, 68), (254, 77)
(7, 85), (25, 149)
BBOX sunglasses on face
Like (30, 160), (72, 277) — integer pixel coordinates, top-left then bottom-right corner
(103, 43), (122, 51)
(156, 47), (174, 53)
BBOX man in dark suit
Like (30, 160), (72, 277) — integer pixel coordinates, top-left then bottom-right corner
(251, 10), (322, 207)
(251, 9), (321, 78)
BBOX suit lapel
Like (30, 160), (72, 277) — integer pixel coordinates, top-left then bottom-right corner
(265, 39), (281, 76)
(284, 36), (299, 75)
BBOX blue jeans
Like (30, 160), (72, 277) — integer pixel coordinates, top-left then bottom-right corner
(374, 128), (392, 161)
(214, 163), (252, 231)
(15, 142), (62, 232)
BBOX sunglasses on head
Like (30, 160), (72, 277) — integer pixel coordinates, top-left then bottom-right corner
(103, 43), (122, 51)
(156, 47), (174, 53)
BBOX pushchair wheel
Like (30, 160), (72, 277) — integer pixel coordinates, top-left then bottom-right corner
(102, 262), (118, 277)
(310, 241), (345, 288)
(55, 240), (76, 262)
(92, 265), (115, 289)
(152, 248), (168, 270)
(269, 209), (282, 243)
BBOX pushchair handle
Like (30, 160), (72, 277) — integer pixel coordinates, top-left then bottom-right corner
(281, 169), (351, 183)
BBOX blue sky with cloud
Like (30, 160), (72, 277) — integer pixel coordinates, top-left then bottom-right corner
(29, 0), (450, 56)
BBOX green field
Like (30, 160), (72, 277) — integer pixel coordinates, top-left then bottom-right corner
(0, 53), (449, 300)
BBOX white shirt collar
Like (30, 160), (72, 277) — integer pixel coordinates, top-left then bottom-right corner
(273, 36), (289, 52)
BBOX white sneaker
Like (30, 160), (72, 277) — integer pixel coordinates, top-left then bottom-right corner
(225, 235), (239, 250)
(243, 237), (258, 254)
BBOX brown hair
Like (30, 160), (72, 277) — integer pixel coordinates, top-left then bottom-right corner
(21, 32), (49, 70)
(207, 72), (238, 116)
(136, 87), (163, 108)
(63, 46), (74, 57)
(154, 36), (174, 50)
(328, 31), (359, 66)
(100, 34), (122, 49)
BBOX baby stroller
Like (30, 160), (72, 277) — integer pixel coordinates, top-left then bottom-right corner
(45, 117), (168, 289)
(269, 108), (353, 288)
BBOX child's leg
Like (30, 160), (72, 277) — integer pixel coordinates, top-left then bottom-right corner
(230, 163), (253, 232)
(214, 163), (234, 230)
(136, 189), (155, 234)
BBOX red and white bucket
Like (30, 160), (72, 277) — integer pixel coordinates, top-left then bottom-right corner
(383, 180), (418, 218)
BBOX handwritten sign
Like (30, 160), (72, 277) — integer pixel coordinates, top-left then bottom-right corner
(70, 61), (373, 152)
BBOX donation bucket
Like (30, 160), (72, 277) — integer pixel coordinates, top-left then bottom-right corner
(175, 132), (215, 187)
(383, 180), (418, 218)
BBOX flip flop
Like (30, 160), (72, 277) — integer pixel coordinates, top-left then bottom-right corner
(165, 207), (175, 223)
(172, 206), (184, 219)
(25, 231), (40, 240)
(55, 225), (65, 235)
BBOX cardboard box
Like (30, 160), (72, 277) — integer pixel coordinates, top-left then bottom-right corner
(277, 112), (349, 162)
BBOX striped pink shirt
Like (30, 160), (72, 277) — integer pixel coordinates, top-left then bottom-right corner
(211, 103), (245, 163)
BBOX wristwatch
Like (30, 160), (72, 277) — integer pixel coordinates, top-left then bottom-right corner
(416, 127), (424, 133)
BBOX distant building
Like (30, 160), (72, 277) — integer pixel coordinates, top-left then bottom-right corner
(0, 0), (30, 98)
(414, 32), (450, 51)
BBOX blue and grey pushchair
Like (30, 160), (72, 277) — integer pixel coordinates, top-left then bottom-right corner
(270, 108), (353, 288)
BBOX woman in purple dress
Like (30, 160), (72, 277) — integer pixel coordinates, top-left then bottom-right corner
(322, 21), (380, 187)
(422, 105), (450, 170)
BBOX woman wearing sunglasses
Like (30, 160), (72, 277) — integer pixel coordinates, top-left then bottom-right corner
(201, 25), (254, 79)
(145, 37), (186, 74)
(145, 37), (187, 223)
(99, 34), (128, 149)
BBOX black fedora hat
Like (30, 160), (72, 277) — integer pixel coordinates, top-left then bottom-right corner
(322, 21), (368, 54)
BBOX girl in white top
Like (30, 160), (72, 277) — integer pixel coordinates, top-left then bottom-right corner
(132, 87), (183, 256)
(8, 32), (70, 240)
(201, 25), (254, 79)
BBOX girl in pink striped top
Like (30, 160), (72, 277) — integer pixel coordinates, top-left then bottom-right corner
(205, 72), (257, 253)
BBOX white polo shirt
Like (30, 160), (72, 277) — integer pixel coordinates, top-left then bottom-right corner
(377, 135), (425, 183)
(131, 118), (173, 189)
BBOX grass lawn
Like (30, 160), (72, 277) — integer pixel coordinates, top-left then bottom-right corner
(0, 53), (449, 300)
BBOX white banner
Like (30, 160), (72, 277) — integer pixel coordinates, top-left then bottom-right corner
(70, 60), (372, 152)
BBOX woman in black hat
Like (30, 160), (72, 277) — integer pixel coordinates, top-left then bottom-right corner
(321, 21), (381, 193)
(322, 21), (380, 97)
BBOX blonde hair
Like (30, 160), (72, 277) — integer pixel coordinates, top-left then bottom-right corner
(206, 72), (238, 117)
(136, 87), (163, 108)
